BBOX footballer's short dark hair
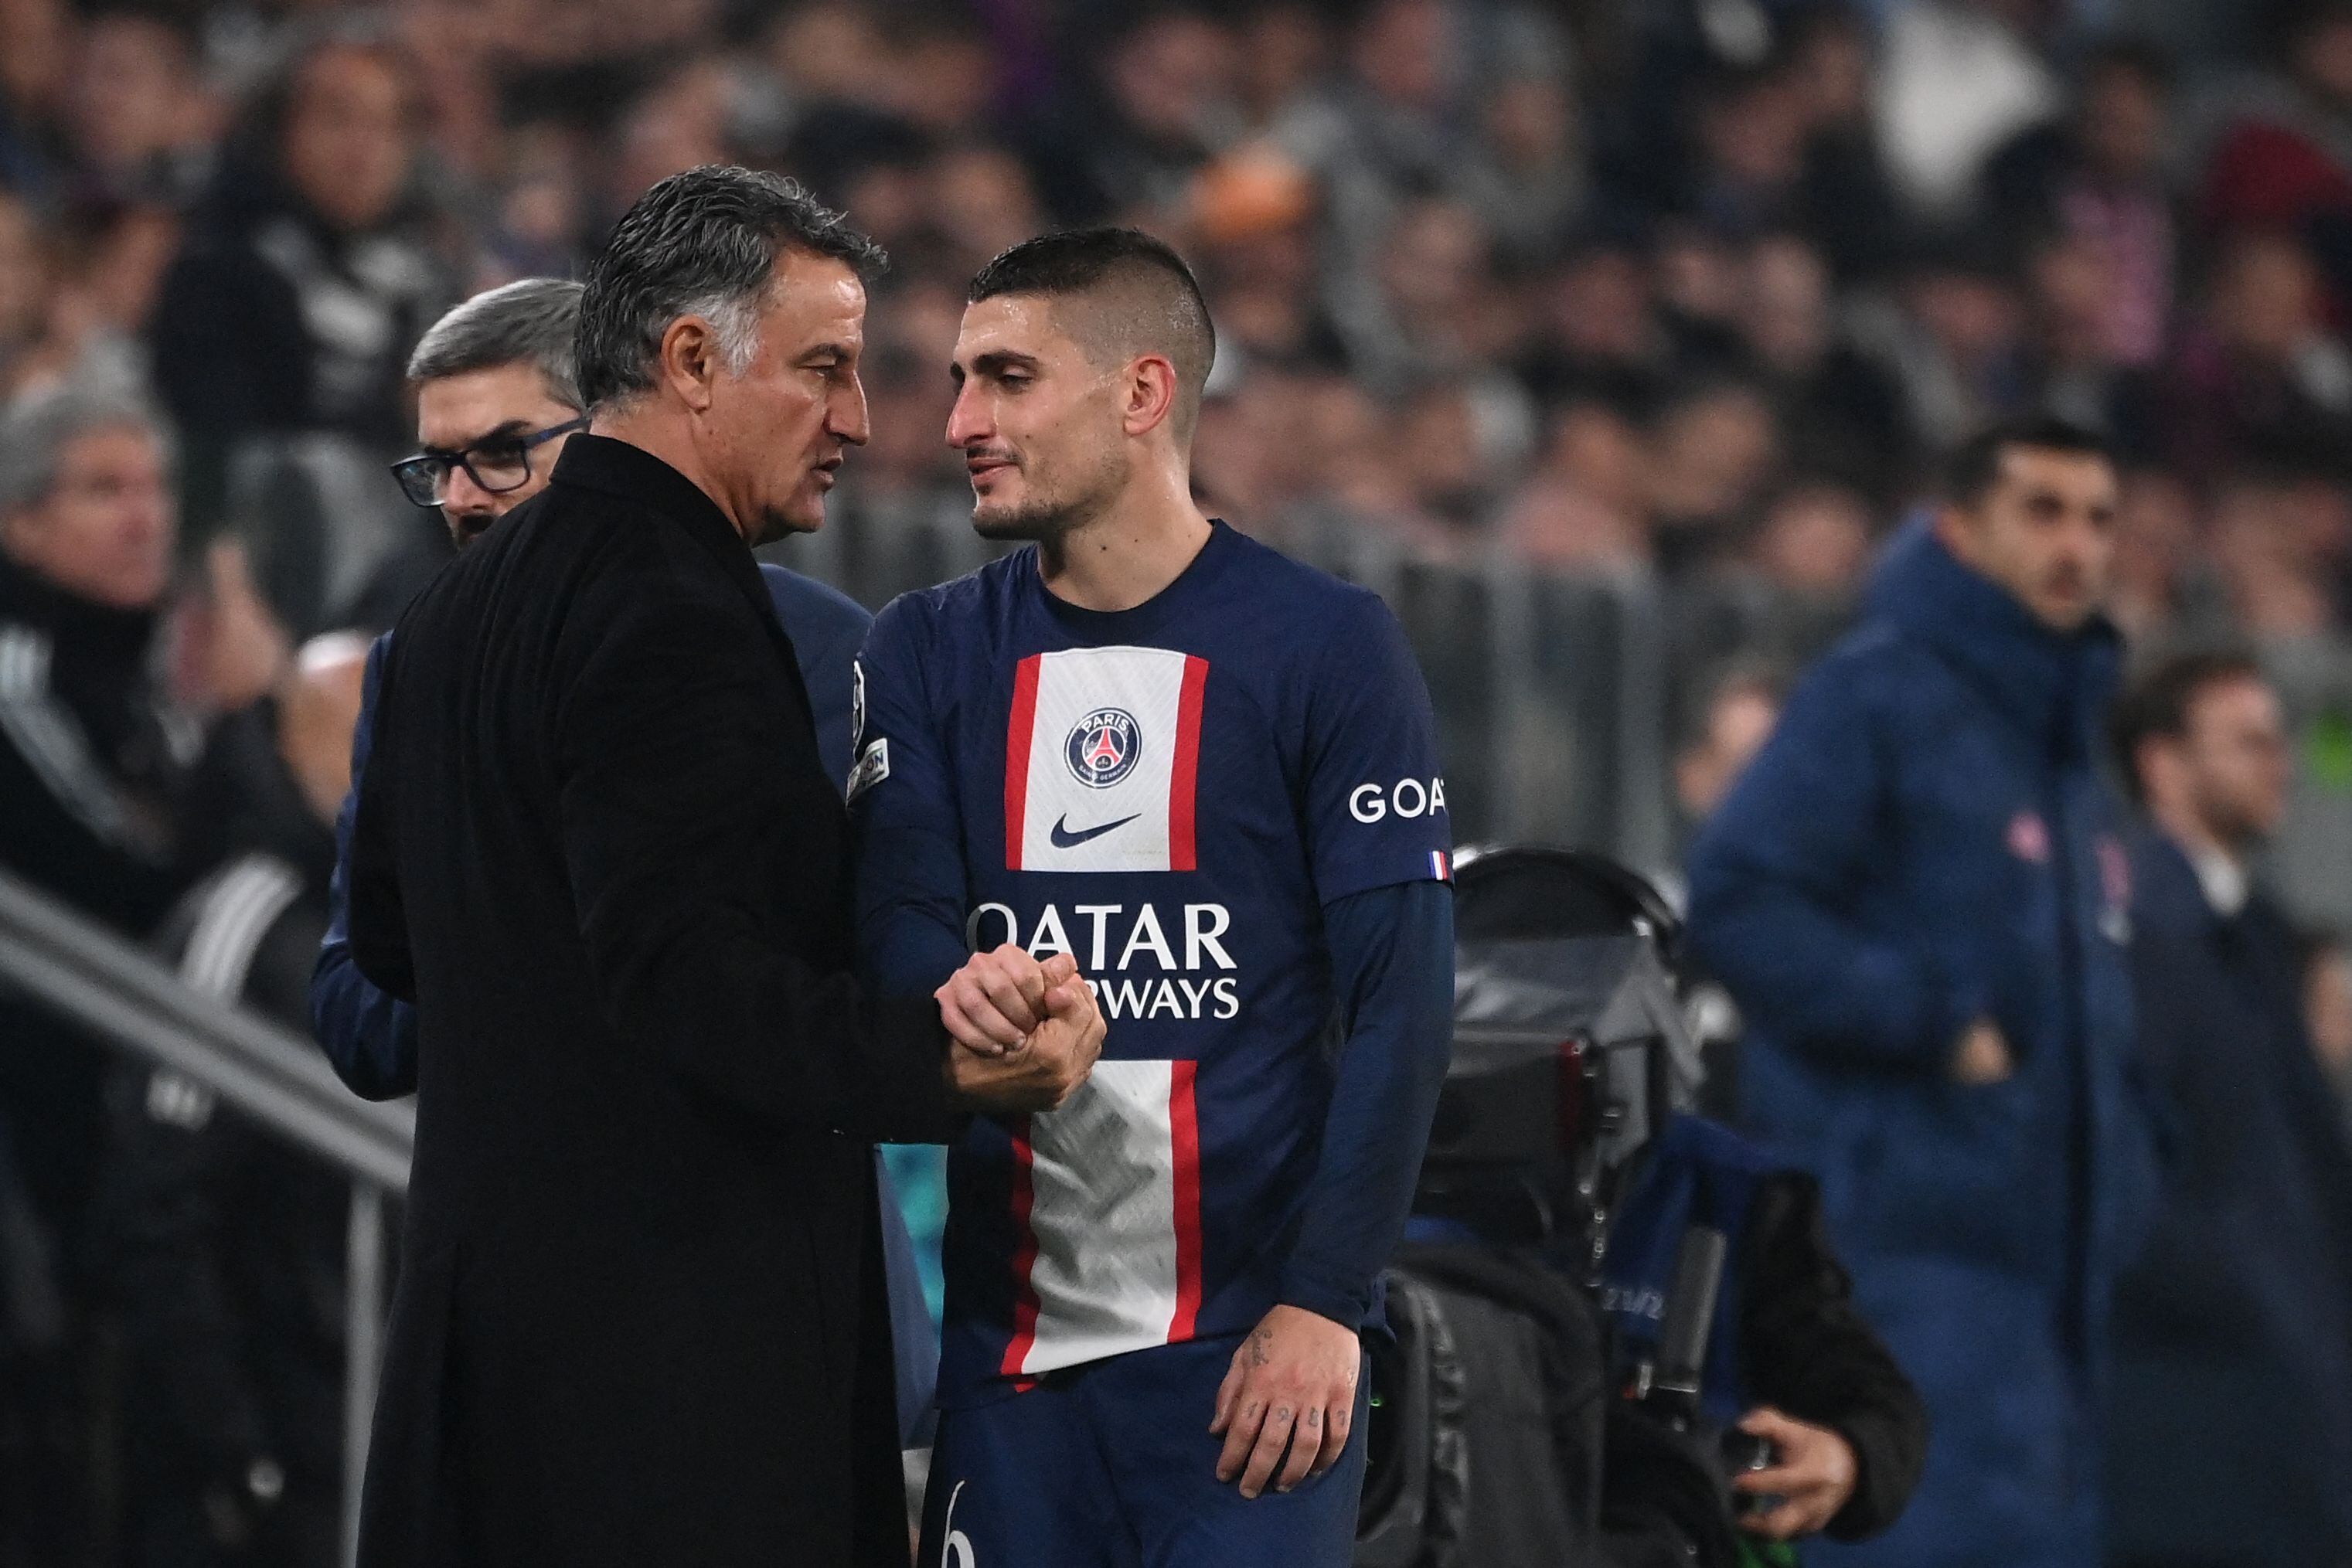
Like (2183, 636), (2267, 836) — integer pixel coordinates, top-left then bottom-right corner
(967, 228), (1217, 441)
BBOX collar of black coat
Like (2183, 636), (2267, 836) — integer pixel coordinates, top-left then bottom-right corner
(543, 433), (811, 707)
(546, 432), (779, 612)
(548, 434), (744, 547)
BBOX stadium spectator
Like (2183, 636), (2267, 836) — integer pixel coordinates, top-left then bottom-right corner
(2106, 650), (2352, 1567)
(0, 185), (56, 400)
(1983, 42), (2177, 371)
(1736, 231), (1917, 501)
(2161, 229), (2352, 484)
(0, 376), (275, 1564)
(1516, 224), (1670, 413)
(56, 10), (212, 209)
(0, 0), (72, 199)
(2105, 465), (2204, 643)
(1674, 664), (1786, 840)
(148, 25), (454, 627)
(2020, 229), (2160, 457)
(2200, 0), (2352, 292)
(95, 635), (373, 1568)
(1857, 230), (2030, 454)
(1687, 417), (2159, 1568)
(308, 277), (587, 1103)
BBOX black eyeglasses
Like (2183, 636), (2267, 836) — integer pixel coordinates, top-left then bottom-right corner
(390, 417), (587, 509)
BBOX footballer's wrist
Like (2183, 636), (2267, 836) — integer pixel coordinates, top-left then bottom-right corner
(1274, 1277), (1367, 1332)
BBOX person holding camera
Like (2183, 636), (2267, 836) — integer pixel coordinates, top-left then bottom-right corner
(1598, 1114), (1928, 1565)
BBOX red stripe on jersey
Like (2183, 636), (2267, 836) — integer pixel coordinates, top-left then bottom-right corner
(1002, 1117), (1042, 1379)
(1167, 655), (1208, 872)
(1166, 1060), (1203, 1342)
(1003, 655), (1042, 871)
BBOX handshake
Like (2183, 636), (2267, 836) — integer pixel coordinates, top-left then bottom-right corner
(935, 944), (1106, 1114)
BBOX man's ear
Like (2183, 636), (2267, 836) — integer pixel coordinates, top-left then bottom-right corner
(658, 316), (722, 414)
(1121, 355), (1179, 440)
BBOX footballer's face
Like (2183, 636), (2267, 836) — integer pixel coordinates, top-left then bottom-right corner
(946, 294), (1130, 543)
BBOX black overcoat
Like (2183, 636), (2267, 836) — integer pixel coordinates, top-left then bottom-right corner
(347, 434), (957, 1566)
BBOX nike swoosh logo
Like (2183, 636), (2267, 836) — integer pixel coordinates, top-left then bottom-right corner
(1050, 812), (1139, 849)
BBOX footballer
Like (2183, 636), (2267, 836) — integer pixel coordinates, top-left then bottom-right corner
(852, 228), (1454, 1567)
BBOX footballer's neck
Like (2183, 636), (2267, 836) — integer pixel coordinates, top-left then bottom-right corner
(1039, 464), (1212, 614)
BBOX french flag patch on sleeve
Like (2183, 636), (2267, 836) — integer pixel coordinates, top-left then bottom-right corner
(1430, 849), (1452, 883)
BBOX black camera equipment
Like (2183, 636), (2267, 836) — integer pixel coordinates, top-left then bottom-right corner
(1630, 1226), (1780, 1521)
(1412, 846), (1700, 1277)
(1359, 847), (1700, 1566)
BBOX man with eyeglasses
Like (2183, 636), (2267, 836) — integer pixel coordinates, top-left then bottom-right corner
(310, 277), (589, 1100)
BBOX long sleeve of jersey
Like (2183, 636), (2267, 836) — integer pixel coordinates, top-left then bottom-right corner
(850, 598), (974, 1011)
(1278, 878), (1454, 1328)
(308, 633), (419, 1100)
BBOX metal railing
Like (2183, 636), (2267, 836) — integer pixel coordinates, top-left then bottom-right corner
(0, 863), (411, 1568)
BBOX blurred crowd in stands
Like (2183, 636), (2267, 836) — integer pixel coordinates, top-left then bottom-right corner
(9, 0), (2352, 927)
(5, 0), (2352, 1562)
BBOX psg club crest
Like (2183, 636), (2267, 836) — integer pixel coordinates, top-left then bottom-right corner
(1066, 707), (1142, 789)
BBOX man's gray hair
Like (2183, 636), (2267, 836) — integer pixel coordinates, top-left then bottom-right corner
(407, 277), (586, 410)
(574, 165), (886, 412)
(0, 376), (173, 517)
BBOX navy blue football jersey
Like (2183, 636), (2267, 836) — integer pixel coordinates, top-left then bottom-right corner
(853, 521), (1450, 1408)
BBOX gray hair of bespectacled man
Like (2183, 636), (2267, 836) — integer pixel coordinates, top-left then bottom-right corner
(407, 277), (588, 411)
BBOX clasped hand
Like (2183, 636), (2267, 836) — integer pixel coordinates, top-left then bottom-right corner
(936, 944), (1105, 1114)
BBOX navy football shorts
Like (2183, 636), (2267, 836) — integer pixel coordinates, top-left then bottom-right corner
(917, 1331), (1370, 1568)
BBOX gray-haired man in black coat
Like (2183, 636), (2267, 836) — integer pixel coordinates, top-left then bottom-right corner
(346, 167), (1104, 1567)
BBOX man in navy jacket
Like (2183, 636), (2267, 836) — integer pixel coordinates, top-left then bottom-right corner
(1687, 417), (2158, 1568)
(2107, 651), (2352, 1566)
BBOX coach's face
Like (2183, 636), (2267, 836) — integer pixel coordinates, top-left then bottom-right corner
(705, 250), (870, 543)
(946, 294), (1129, 542)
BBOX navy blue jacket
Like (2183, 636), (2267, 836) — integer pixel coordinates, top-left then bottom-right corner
(307, 562), (937, 1440)
(1687, 519), (2157, 1567)
(2106, 832), (2352, 1566)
